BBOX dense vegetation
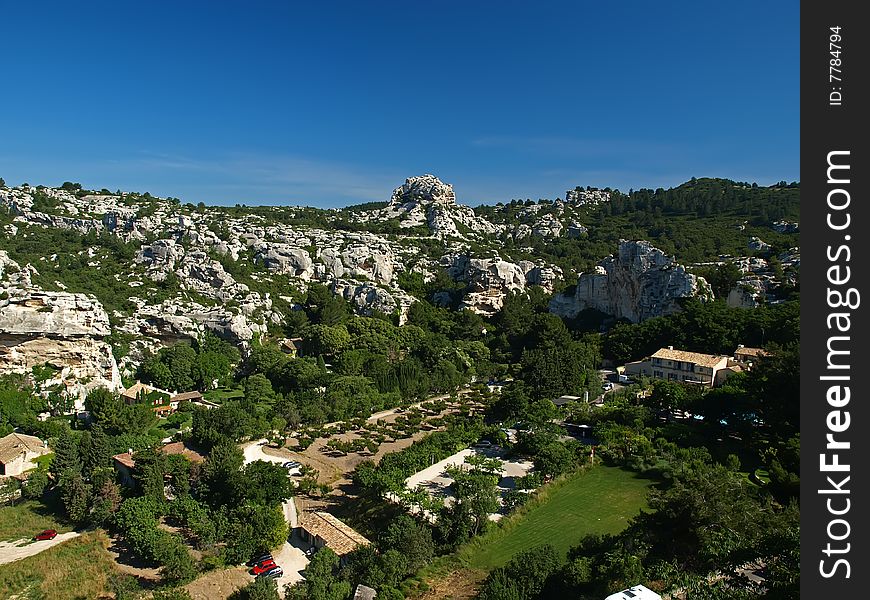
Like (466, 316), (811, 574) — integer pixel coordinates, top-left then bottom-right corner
(0, 177), (801, 599)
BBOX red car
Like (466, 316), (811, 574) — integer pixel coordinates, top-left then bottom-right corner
(35, 529), (58, 541)
(251, 560), (277, 575)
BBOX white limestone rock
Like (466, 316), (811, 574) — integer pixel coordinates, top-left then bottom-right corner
(749, 236), (771, 252)
(331, 279), (416, 324)
(0, 290), (111, 337)
(254, 243), (314, 279)
(443, 254), (527, 316)
(532, 213), (563, 238)
(772, 220), (799, 233)
(175, 251), (249, 301)
(549, 240), (713, 322)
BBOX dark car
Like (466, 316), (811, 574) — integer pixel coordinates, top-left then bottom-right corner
(246, 553), (273, 567)
(258, 566), (284, 579)
(35, 529), (58, 541)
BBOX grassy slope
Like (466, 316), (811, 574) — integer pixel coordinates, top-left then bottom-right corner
(461, 465), (654, 571)
(0, 531), (119, 600)
(0, 500), (73, 542)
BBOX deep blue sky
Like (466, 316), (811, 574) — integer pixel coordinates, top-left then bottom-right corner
(0, 1), (799, 207)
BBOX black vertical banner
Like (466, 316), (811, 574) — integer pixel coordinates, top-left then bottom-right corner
(801, 0), (869, 596)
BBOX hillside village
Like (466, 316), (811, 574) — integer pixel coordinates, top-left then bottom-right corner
(0, 175), (800, 600)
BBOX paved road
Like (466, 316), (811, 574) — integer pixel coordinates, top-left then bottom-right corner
(241, 439), (307, 594)
(0, 532), (80, 566)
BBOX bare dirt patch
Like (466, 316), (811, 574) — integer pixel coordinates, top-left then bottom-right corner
(183, 565), (250, 600)
(416, 567), (487, 600)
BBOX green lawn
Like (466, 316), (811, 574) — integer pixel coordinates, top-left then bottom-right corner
(0, 500), (73, 542)
(462, 465), (655, 570)
(203, 387), (244, 403)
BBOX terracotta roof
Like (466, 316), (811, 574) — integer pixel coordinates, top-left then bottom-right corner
(121, 381), (172, 400)
(300, 511), (372, 556)
(160, 442), (205, 463)
(651, 348), (728, 368)
(0, 432), (47, 464)
(281, 338), (303, 353)
(112, 452), (135, 469)
(112, 442), (205, 470)
(735, 347), (769, 358)
(170, 391), (203, 402)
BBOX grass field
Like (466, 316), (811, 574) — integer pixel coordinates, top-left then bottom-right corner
(203, 387), (244, 403)
(460, 465), (655, 571)
(0, 531), (119, 599)
(0, 500), (73, 542)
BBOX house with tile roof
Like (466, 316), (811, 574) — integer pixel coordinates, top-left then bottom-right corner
(299, 511), (372, 564)
(624, 346), (732, 387)
(0, 432), (50, 477)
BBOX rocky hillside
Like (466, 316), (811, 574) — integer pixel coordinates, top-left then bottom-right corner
(0, 175), (799, 399)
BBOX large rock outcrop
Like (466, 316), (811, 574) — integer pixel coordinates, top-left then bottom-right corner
(0, 284), (121, 408)
(549, 240), (713, 322)
(359, 175), (503, 238)
(331, 280), (416, 324)
(443, 255), (527, 316)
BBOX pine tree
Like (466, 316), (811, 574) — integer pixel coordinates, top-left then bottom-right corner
(50, 428), (82, 481)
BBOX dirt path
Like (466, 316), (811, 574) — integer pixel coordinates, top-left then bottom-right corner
(0, 532), (80, 566)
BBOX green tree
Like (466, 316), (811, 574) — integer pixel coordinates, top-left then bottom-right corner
(155, 532), (198, 584)
(285, 547), (351, 600)
(21, 468), (49, 499)
(60, 471), (92, 523)
(378, 514), (435, 575)
(229, 577), (280, 600)
(50, 427), (81, 480)
(243, 460), (295, 506)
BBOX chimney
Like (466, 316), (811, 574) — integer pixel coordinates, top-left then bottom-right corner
(667, 345), (673, 350)
(128, 448), (133, 455)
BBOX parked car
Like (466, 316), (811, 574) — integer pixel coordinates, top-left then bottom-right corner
(283, 461), (301, 469)
(473, 440), (493, 448)
(258, 566), (284, 579)
(602, 382), (614, 391)
(246, 553), (273, 567)
(251, 560), (278, 575)
(34, 529), (58, 541)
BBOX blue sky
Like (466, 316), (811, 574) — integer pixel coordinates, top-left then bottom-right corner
(0, 1), (799, 207)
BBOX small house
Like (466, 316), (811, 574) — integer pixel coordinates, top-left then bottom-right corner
(298, 511), (372, 565)
(121, 381), (174, 406)
(112, 441), (205, 487)
(0, 432), (50, 477)
(280, 338), (303, 357)
(733, 345), (770, 367)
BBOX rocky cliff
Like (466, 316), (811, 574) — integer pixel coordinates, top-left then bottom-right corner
(549, 240), (713, 322)
(0, 254), (121, 407)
